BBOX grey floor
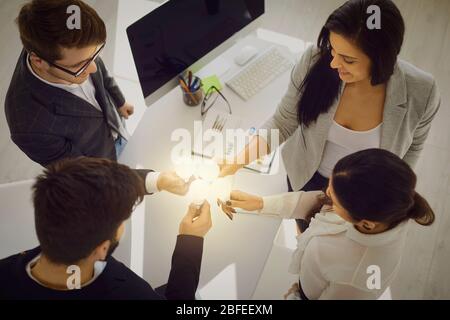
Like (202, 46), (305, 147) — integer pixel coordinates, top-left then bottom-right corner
(0, 0), (449, 299)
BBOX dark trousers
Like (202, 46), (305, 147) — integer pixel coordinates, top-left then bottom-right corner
(287, 172), (329, 232)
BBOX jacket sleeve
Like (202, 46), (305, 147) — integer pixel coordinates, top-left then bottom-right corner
(133, 169), (155, 195)
(96, 58), (126, 109)
(11, 132), (84, 167)
(165, 235), (204, 300)
(403, 80), (441, 169)
(260, 191), (324, 219)
(260, 45), (317, 147)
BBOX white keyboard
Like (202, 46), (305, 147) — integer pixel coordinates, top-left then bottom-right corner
(226, 47), (294, 101)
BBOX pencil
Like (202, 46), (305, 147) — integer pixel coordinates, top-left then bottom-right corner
(188, 71), (193, 89)
(179, 77), (198, 104)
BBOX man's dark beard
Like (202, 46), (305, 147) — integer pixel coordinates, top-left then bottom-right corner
(105, 239), (120, 260)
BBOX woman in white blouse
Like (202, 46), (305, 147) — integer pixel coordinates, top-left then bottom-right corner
(218, 149), (435, 300)
(219, 0), (440, 232)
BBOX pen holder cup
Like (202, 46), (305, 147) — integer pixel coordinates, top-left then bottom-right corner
(180, 76), (203, 107)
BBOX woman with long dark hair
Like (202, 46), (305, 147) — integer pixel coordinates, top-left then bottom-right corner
(219, 149), (435, 299)
(219, 0), (440, 230)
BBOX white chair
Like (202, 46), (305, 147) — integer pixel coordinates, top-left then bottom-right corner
(0, 178), (136, 269)
(0, 179), (38, 259)
(252, 220), (303, 300)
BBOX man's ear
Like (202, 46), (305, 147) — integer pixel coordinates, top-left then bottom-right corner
(29, 52), (47, 69)
(92, 239), (111, 261)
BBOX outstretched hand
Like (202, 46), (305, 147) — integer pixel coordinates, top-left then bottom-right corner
(217, 190), (263, 220)
(179, 202), (212, 238)
(157, 171), (195, 196)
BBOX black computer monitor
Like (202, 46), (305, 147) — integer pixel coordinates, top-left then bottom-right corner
(127, 0), (265, 106)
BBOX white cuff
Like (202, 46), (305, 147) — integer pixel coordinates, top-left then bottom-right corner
(260, 192), (302, 218)
(145, 171), (161, 194)
(261, 191), (324, 219)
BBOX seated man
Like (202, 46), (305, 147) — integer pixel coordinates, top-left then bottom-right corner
(0, 157), (211, 300)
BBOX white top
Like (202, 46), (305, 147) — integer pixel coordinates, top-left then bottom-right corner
(261, 191), (409, 300)
(26, 54), (130, 140)
(318, 121), (382, 178)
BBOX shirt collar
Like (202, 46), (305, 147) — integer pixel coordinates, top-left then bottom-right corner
(345, 220), (409, 247)
(26, 253), (107, 289)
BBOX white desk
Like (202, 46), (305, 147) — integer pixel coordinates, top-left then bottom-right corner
(118, 31), (308, 299)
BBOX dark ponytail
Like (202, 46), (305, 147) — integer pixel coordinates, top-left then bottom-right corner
(296, 0), (405, 128)
(332, 149), (435, 228)
(408, 192), (435, 226)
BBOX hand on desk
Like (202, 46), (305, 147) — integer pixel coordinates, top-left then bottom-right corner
(157, 171), (194, 196)
(217, 190), (264, 220)
(179, 202), (212, 238)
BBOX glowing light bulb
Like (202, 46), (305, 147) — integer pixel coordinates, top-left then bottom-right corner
(189, 179), (210, 206)
(210, 176), (233, 203)
(175, 158), (196, 181)
(196, 159), (220, 183)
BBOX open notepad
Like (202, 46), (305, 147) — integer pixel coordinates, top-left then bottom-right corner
(192, 110), (276, 174)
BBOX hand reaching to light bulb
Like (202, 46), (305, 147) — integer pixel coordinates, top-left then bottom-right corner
(174, 158), (224, 204)
(179, 202), (212, 238)
(217, 190), (264, 220)
(157, 171), (195, 196)
(217, 158), (244, 178)
(172, 158), (238, 218)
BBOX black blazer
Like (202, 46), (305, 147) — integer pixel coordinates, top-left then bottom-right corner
(0, 235), (203, 300)
(5, 50), (126, 166)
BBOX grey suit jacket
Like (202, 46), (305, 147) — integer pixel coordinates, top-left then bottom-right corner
(5, 50), (126, 167)
(262, 45), (441, 191)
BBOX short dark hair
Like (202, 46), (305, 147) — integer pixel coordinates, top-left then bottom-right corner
(332, 149), (435, 228)
(32, 157), (145, 265)
(16, 0), (107, 62)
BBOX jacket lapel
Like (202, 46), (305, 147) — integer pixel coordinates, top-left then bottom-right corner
(90, 69), (121, 132)
(380, 63), (408, 150)
(53, 94), (104, 118)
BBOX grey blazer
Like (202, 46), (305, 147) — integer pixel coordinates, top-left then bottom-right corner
(262, 45), (441, 191)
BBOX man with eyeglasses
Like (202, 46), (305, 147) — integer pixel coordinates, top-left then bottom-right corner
(5, 0), (134, 166)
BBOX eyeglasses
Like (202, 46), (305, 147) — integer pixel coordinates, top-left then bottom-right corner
(43, 43), (105, 78)
(201, 86), (232, 117)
